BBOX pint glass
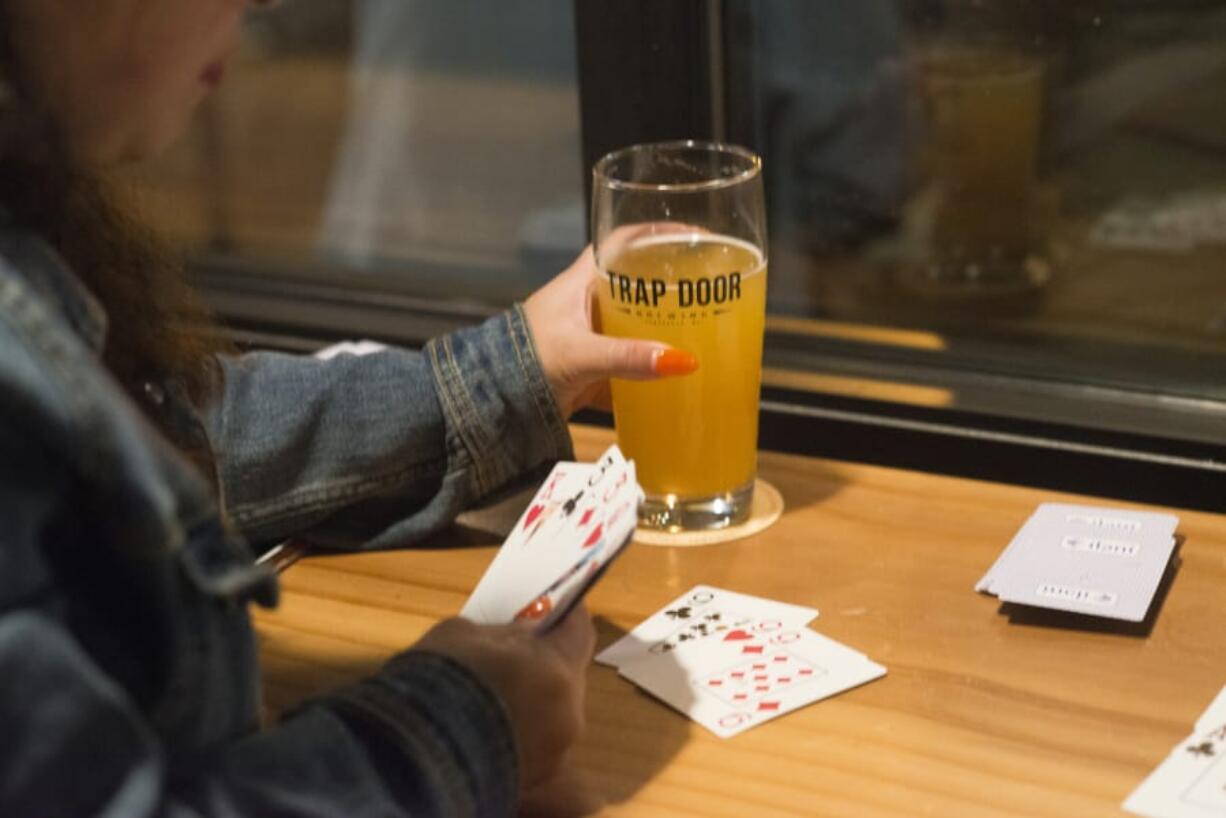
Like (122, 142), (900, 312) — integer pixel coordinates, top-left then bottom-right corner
(592, 141), (767, 531)
(923, 48), (1044, 283)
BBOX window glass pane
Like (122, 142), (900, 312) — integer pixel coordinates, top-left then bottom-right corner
(123, 0), (585, 303)
(735, 0), (1226, 440)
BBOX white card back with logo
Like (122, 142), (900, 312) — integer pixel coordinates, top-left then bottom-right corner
(991, 505), (1178, 621)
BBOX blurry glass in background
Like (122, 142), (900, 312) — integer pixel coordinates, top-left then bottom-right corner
(919, 47), (1046, 292)
(744, 0), (1226, 431)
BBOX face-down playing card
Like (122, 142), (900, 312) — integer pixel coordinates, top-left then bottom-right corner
(993, 524), (1177, 622)
(977, 503), (1180, 622)
(977, 503), (1179, 598)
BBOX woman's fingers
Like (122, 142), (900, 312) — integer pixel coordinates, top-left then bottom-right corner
(541, 604), (596, 670)
(573, 335), (698, 384)
(525, 239), (701, 417)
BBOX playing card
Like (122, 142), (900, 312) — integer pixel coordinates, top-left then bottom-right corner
(461, 463), (589, 624)
(978, 503), (1180, 594)
(503, 463), (594, 554)
(1197, 685), (1226, 734)
(509, 446), (630, 558)
(509, 464), (642, 632)
(975, 513), (1038, 595)
(1125, 687), (1226, 818)
(993, 540), (1177, 621)
(595, 585), (820, 668)
(978, 504), (1179, 622)
(461, 446), (638, 626)
(994, 529), (1177, 622)
(619, 624), (884, 738)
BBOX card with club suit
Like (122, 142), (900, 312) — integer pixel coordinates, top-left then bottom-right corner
(595, 585), (820, 668)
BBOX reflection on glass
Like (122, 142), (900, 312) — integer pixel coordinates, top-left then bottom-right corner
(118, 0), (1226, 442)
(742, 0), (1226, 426)
(921, 47), (1045, 287)
(122, 0), (584, 302)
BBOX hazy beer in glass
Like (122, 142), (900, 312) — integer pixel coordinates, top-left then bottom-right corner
(923, 48), (1044, 282)
(592, 142), (767, 531)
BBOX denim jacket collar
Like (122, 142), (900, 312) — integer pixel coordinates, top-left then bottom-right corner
(0, 219), (108, 354)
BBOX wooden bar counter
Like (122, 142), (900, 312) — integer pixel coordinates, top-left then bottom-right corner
(253, 425), (1226, 817)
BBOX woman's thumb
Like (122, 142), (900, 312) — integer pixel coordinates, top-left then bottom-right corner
(579, 336), (698, 382)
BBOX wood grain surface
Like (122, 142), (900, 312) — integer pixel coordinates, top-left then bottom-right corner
(253, 425), (1226, 817)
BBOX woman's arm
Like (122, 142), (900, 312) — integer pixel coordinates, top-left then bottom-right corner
(204, 247), (688, 551)
(0, 610), (519, 818)
(204, 306), (572, 550)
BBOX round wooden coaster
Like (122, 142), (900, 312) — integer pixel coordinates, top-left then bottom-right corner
(633, 479), (784, 547)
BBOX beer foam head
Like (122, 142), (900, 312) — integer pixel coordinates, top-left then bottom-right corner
(610, 232), (766, 281)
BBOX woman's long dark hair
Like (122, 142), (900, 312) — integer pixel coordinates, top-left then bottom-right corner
(0, 14), (231, 480)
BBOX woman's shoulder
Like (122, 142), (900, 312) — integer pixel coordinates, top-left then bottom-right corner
(0, 234), (119, 459)
(0, 252), (84, 602)
(0, 225), (108, 352)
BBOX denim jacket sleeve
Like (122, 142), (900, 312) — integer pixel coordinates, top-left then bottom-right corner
(1, 614), (519, 818)
(0, 381), (518, 816)
(204, 306), (573, 549)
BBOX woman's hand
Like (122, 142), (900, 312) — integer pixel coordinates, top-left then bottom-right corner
(412, 606), (597, 790)
(524, 246), (697, 418)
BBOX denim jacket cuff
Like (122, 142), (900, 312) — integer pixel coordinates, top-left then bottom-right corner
(316, 652), (519, 817)
(426, 306), (573, 501)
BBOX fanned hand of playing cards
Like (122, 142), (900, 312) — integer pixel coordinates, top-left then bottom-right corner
(461, 446), (642, 631)
(977, 503), (1180, 622)
(598, 586), (886, 738)
(1125, 685), (1226, 818)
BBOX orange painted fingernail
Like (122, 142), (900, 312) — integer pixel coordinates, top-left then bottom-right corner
(653, 348), (699, 376)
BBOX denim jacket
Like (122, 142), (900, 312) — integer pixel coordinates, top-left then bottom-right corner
(0, 224), (574, 817)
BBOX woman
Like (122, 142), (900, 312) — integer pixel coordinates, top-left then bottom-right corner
(0, 2), (695, 816)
